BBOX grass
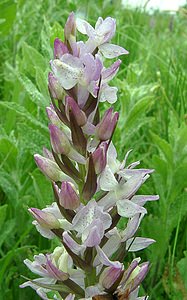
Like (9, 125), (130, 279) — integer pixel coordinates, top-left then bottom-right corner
(0, 0), (187, 299)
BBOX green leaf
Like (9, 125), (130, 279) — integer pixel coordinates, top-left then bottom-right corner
(50, 21), (64, 45)
(0, 137), (18, 170)
(0, 204), (8, 228)
(0, 0), (16, 37)
(123, 97), (154, 133)
(177, 251), (187, 290)
(0, 219), (15, 249)
(0, 101), (48, 132)
(18, 73), (48, 107)
(30, 168), (53, 208)
(35, 66), (50, 99)
(151, 132), (173, 166)
(22, 42), (46, 77)
(17, 123), (49, 155)
(0, 169), (18, 202)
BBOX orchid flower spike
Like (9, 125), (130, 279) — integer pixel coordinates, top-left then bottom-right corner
(21, 12), (158, 300)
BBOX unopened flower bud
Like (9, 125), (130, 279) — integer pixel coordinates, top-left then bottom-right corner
(28, 208), (60, 229)
(65, 96), (87, 127)
(43, 147), (54, 161)
(46, 255), (69, 281)
(34, 154), (62, 181)
(64, 12), (76, 41)
(99, 264), (124, 289)
(49, 124), (71, 155)
(59, 181), (80, 210)
(92, 142), (108, 174)
(48, 72), (64, 100)
(54, 38), (68, 59)
(125, 262), (149, 293)
(64, 12), (78, 57)
(96, 108), (119, 141)
(46, 104), (62, 127)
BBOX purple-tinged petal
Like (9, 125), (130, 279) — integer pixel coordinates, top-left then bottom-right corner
(32, 221), (56, 239)
(83, 220), (104, 247)
(96, 17), (116, 44)
(99, 264), (124, 290)
(120, 149), (133, 170)
(98, 190), (116, 211)
(94, 55), (103, 81)
(121, 214), (143, 241)
(102, 60), (121, 82)
(76, 18), (94, 35)
(85, 285), (103, 297)
(106, 142), (120, 172)
(95, 17), (103, 30)
(43, 147), (54, 161)
(99, 84), (118, 104)
(46, 104), (62, 127)
(126, 237), (155, 252)
(68, 148), (86, 164)
(117, 200), (147, 218)
(20, 277), (55, 293)
(58, 181), (80, 210)
(63, 231), (85, 256)
(96, 108), (119, 141)
(72, 200), (112, 234)
(77, 85), (90, 108)
(65, 96), (87, 126)
(119, 258), (141, 288)
(82, 122), (95, 135)
(23, 255), (48, 277)
(128, 262), (149, 293)
(132, 195), (159, 206)
(87, 80), (99, 98)
(32, 202), (71, 239)
(28, 208), (61, 229)
(99, 165), (118, 191)
(49, 124), (71, 155)
(51, 55), (83, 90)
(115, 174), (144, 200)
(64, 12), (76, 40)
(103, 228), (121, 259)
(45, 256), (69, 281)
(54, 38), (68, 59)
(64, 13), (79, 57)
(92, 142), (108, 174)
(81, 53), (98, 84)
(118, 168), (154, 179)
(48, 72), (64, 100)
(82, 155), (97, 201)
(99, 43), (129, 59)
(94, 246), (122, 268)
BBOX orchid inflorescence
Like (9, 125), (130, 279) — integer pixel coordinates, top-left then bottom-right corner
(20, 12), (159, 300)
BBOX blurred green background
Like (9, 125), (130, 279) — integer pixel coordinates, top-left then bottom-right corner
(0, 0), (187, 299)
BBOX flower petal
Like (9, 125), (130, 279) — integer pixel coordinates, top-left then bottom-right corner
(132, 195), (159, 206)
(99, 165), (118, 191)
(102, 59), (121, 82)
(126, 237), (155, 252)
(63, 232), (85, 256)
(117, 200), (147, 218)
(115, 174), (144, 200)
(99, 43), (129, 59)
(99, 84), (118, 104)
(51, 55), (83, 90)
